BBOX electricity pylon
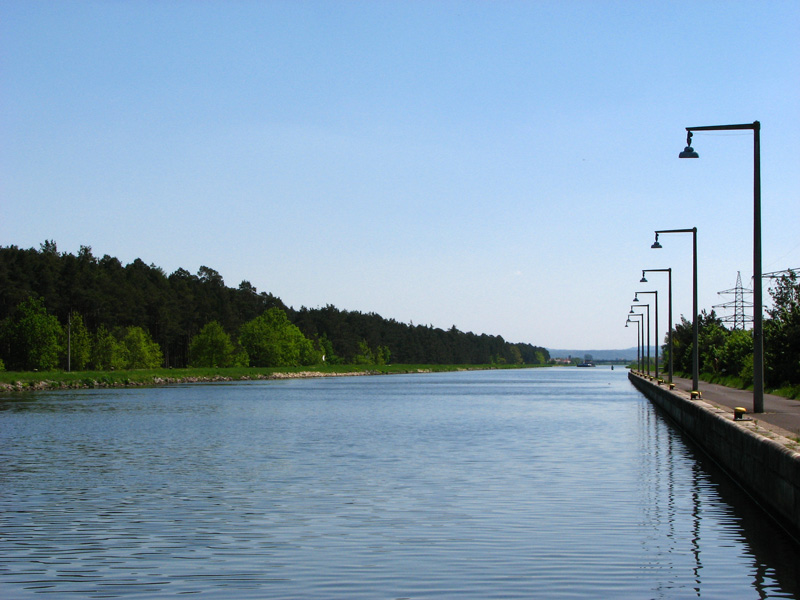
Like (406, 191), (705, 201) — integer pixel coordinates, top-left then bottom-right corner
(714, 271), (753, 330)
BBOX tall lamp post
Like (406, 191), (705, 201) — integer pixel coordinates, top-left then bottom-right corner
(635, 290), (659, 379)
(679, 122), (763, 413)
(652, 227), (698, 394)
(642, 268), (673, 383)
(630, 304), (650, 377)
(626, 314), (643, 373)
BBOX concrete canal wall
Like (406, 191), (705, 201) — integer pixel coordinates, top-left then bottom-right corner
(629, 372), (800, 539)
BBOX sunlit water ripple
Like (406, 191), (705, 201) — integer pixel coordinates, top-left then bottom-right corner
(1, 368), (798, 598)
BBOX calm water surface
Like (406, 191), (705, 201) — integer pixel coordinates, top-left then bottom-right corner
(1, 367), (798, 598)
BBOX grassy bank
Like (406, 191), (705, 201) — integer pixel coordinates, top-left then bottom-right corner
(671, 370), (800, 401)
(0, 363), (548, 392)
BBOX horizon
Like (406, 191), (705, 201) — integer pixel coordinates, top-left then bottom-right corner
(2, 1), (798, 349)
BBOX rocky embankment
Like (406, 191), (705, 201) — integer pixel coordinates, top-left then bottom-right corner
(0, 369), (404, 393)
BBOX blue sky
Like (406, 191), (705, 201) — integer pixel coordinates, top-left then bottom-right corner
(2, 1), (798, 350)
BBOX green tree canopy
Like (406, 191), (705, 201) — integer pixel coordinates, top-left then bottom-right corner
(719, 329), (753, 381)
(239, 308), (319, 367)
(0, 296), (62, 371)
(765, 272), (800, 386)
(118, 326), (163, 369)
(64, 312), (92, 371)
(92, 325), (125, 370)
(189, 321), (246, 368)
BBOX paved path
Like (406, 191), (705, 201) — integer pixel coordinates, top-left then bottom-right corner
(668, 375), (800, 439)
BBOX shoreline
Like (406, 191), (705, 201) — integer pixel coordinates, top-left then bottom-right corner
(0, 364), (540, 393)
(0, 370), (384, 392)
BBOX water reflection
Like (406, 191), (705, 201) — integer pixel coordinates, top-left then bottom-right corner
(1, 369), (798, 599)
(639, 398), (799, 598)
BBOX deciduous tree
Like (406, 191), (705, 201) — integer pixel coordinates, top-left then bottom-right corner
(189, 321), (246, 367)
(119, 326), (163, 369)
(0, 296), (62, 371)
(239, 308), (318, 367)
(63, 312), (92, 370)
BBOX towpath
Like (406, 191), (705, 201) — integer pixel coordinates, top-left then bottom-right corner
(669, 375), (800, 439)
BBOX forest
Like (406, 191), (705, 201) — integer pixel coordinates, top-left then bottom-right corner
(0, 242), (550, 371)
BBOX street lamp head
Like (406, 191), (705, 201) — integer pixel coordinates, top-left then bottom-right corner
(679, 131), (699, 158)
(633, 294), (639, 302)
(651, 237), (662, 249)
(640, 273), (648, 283)
(629, 307), (635, 314)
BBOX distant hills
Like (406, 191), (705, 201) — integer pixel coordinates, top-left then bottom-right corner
(547, 347), (659, 362)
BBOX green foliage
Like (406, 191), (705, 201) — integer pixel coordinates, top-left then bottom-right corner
(666, 310), (725, 375)
(765, 272), (800, 387)
(119, 326), (163, 369)
(89, 326), (162, 370)
(377, 345), (391, 365)
(239, 308), (319, 367)
(739, 354), (754, 386)
(664, 273), (800, 390)
(719, 329), (753, 380)
(0, 243), (550, 370)
(92, 325), (126, 370)
(189, 321), (247, 368)
(63, 312), (92, 370)
(698, 320), (728, 374)
(351, 341), (391, 365)
(291, 306), (549, 365)
(317, 333), (340, 364)
(0, 296), (63, 371)
(353, 340), (375, 365)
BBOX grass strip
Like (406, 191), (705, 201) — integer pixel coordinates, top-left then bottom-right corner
(0, 363), (549, 392)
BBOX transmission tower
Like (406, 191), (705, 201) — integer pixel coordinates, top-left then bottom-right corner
(763, 267), (800, 279)
(714, 271), (753, 330)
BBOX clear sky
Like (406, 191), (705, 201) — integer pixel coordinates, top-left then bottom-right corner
(2, 1), (798, 350)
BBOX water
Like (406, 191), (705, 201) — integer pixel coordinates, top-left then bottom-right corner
(1, 367), (798, 598)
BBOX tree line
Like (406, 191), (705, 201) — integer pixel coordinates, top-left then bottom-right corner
(0, 242), (550, 371)
(663, 271), (799, 389)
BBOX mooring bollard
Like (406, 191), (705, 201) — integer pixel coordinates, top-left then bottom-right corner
(669, 383), (675, 390)
(691, 390), (702, 400)
(734, 407), (747, 421)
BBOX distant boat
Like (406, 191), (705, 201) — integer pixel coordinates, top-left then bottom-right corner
(577, 361), (595, 368)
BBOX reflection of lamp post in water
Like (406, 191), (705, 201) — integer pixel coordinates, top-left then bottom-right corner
(630, 304), (650, 377)
(652, 228), (698, 394)
(641, 268), (672, 384)
(679, 122), (763, 412)
(625, 316), (642, 373)
(634, 290), (659, 379)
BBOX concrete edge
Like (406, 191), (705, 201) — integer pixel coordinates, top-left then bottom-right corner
(629, 371), (800, 541)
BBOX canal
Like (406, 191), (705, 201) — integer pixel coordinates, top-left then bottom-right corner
(1, 367), (798, 598)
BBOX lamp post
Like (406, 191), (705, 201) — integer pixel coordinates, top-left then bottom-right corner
(641, 268), (673, 383)
(635, 290), (659, 379)
(652, 227), (698, 394)
(630, 304), (650, 377)
(679, 122), (763, 413)
(627, 314), (643, 373)
(625, 315), (642, 368)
